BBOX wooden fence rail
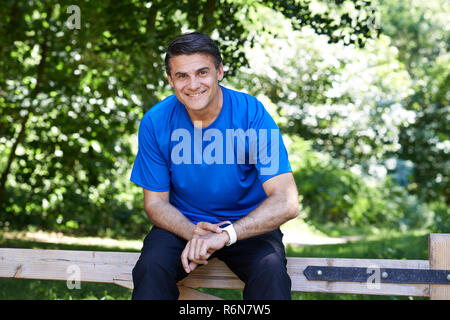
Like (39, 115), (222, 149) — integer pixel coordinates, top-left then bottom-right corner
(0, 233), (448, 300)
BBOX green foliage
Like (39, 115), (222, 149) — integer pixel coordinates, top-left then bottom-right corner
(230, 0), (449, 206)
(430, 201), (450, 233)
(0, 0), (380, 236)
(288, 136), (432, 230)
(379, 0), (450, 203)
(231, 7), (412, 168)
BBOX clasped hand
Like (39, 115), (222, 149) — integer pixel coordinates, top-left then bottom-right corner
(181, 221), (231, 274)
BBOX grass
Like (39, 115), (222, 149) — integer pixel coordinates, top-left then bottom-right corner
(200, 228), (430, 300)
(0, 227), (431, 300)
(0, 235), (137, 300)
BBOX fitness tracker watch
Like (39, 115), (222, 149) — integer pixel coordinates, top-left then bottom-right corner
(220, 223), (237, 246)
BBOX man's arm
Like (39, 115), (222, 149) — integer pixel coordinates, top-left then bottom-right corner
(145, 188), (230, 273)
(233, 172), (299, 240)
(143, 189), (230, 241)
(182, 172), (299, 273)
(143, 188), (196, 241)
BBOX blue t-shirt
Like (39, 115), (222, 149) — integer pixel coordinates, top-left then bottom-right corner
(130, 85), (292, 224)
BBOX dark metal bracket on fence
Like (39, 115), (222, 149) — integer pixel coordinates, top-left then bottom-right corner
(304, 266), (450, 285)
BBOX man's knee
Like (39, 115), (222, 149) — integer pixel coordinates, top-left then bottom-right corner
(131, 229), (187, 300)
(133, 247), (184, 281)
(133, 254), (165, 281)
(254, 252), (288, 279)
(244, 253), (291, 299)
(133, 227), (186, 283)
(132, 252), (183, 300)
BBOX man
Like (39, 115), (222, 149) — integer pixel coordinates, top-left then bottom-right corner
(130, 32), (299, 300)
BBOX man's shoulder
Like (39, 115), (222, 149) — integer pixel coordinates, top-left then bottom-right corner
(143, 94), (179, 122)
(223, 86), (260, 106)
(223, 86), (269, 125)
(139, 94), (181, 134)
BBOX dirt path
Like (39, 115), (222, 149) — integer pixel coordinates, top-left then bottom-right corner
(2, 228), (363, 249)
(281, 231), (363, 247)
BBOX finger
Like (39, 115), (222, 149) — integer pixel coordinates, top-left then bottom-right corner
(195, 239), (204, 261)
(189, 238), (197, 263)
(193, 226), (207, 236)
(197, 222), (220, 233)
(188, 260), (199, 272)
(193, 223), (211, 236)
(199, 241), (209, 260)
(181, 243), (191, 273)
(191, 240), (208, 266)
(183, 242), (206, 273)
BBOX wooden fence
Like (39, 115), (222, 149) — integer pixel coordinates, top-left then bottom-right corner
(0, 233), (448, 299)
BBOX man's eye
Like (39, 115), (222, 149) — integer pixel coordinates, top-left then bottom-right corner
(199, 71), (207, 75)
(177, 74), (186, 78)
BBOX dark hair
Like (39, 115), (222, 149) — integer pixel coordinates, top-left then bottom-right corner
(165, 32), (223, 76)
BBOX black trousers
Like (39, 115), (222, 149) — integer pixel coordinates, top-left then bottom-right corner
(131, 226), (292, 300)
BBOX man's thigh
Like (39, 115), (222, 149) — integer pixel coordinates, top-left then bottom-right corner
(134, 226), (188, 282)
(214, 228), (289, 282)
(214, 228), (291, 299)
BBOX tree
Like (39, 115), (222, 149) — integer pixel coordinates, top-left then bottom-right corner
(228, 6), (412, 171)
(0, 0), (378, 234)
(229, 0), (449, 204)
(379, 0), (449, 203)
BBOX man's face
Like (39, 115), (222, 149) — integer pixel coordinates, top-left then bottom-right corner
(167, 53), (224, 113)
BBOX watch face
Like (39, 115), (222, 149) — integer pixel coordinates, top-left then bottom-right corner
(220, 223), (231, 229)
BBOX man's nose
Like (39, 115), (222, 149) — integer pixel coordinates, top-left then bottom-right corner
(188, 76), (201, 91)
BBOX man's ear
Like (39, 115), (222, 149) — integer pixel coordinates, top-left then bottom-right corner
(167, 72), (174, 88)
(217, 63), (224, 82)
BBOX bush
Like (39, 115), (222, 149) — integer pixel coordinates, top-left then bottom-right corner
(287, 136), (432, 230)
(430, 200), (450, 233)
(0, 180), (149, 239)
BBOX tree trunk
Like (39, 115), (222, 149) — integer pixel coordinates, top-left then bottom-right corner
(0, 28), (48, 201)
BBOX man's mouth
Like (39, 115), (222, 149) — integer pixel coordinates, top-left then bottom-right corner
(186, 90), (207, 98)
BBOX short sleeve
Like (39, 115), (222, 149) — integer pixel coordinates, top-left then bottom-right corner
(130, 115), (170, 191)
(251, 101), (292, 184)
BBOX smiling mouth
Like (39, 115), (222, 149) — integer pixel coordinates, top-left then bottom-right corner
(185, 90), (207, 98)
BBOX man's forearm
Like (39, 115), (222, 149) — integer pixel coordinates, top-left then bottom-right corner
(233, 192), (298, 241)
(145, 200), (195, 241)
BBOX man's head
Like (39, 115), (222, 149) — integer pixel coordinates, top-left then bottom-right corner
(165, 32), (224, 114)
(165, 32), (223, 76)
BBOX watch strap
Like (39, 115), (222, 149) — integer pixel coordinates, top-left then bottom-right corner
(222, 224), (237, 246)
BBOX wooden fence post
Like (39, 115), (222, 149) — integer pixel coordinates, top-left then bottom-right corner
(429, 233), (450, 300)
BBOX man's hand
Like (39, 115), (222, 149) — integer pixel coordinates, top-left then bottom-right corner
(191, 221), (231, 238)
(181, 221), (231, 274)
